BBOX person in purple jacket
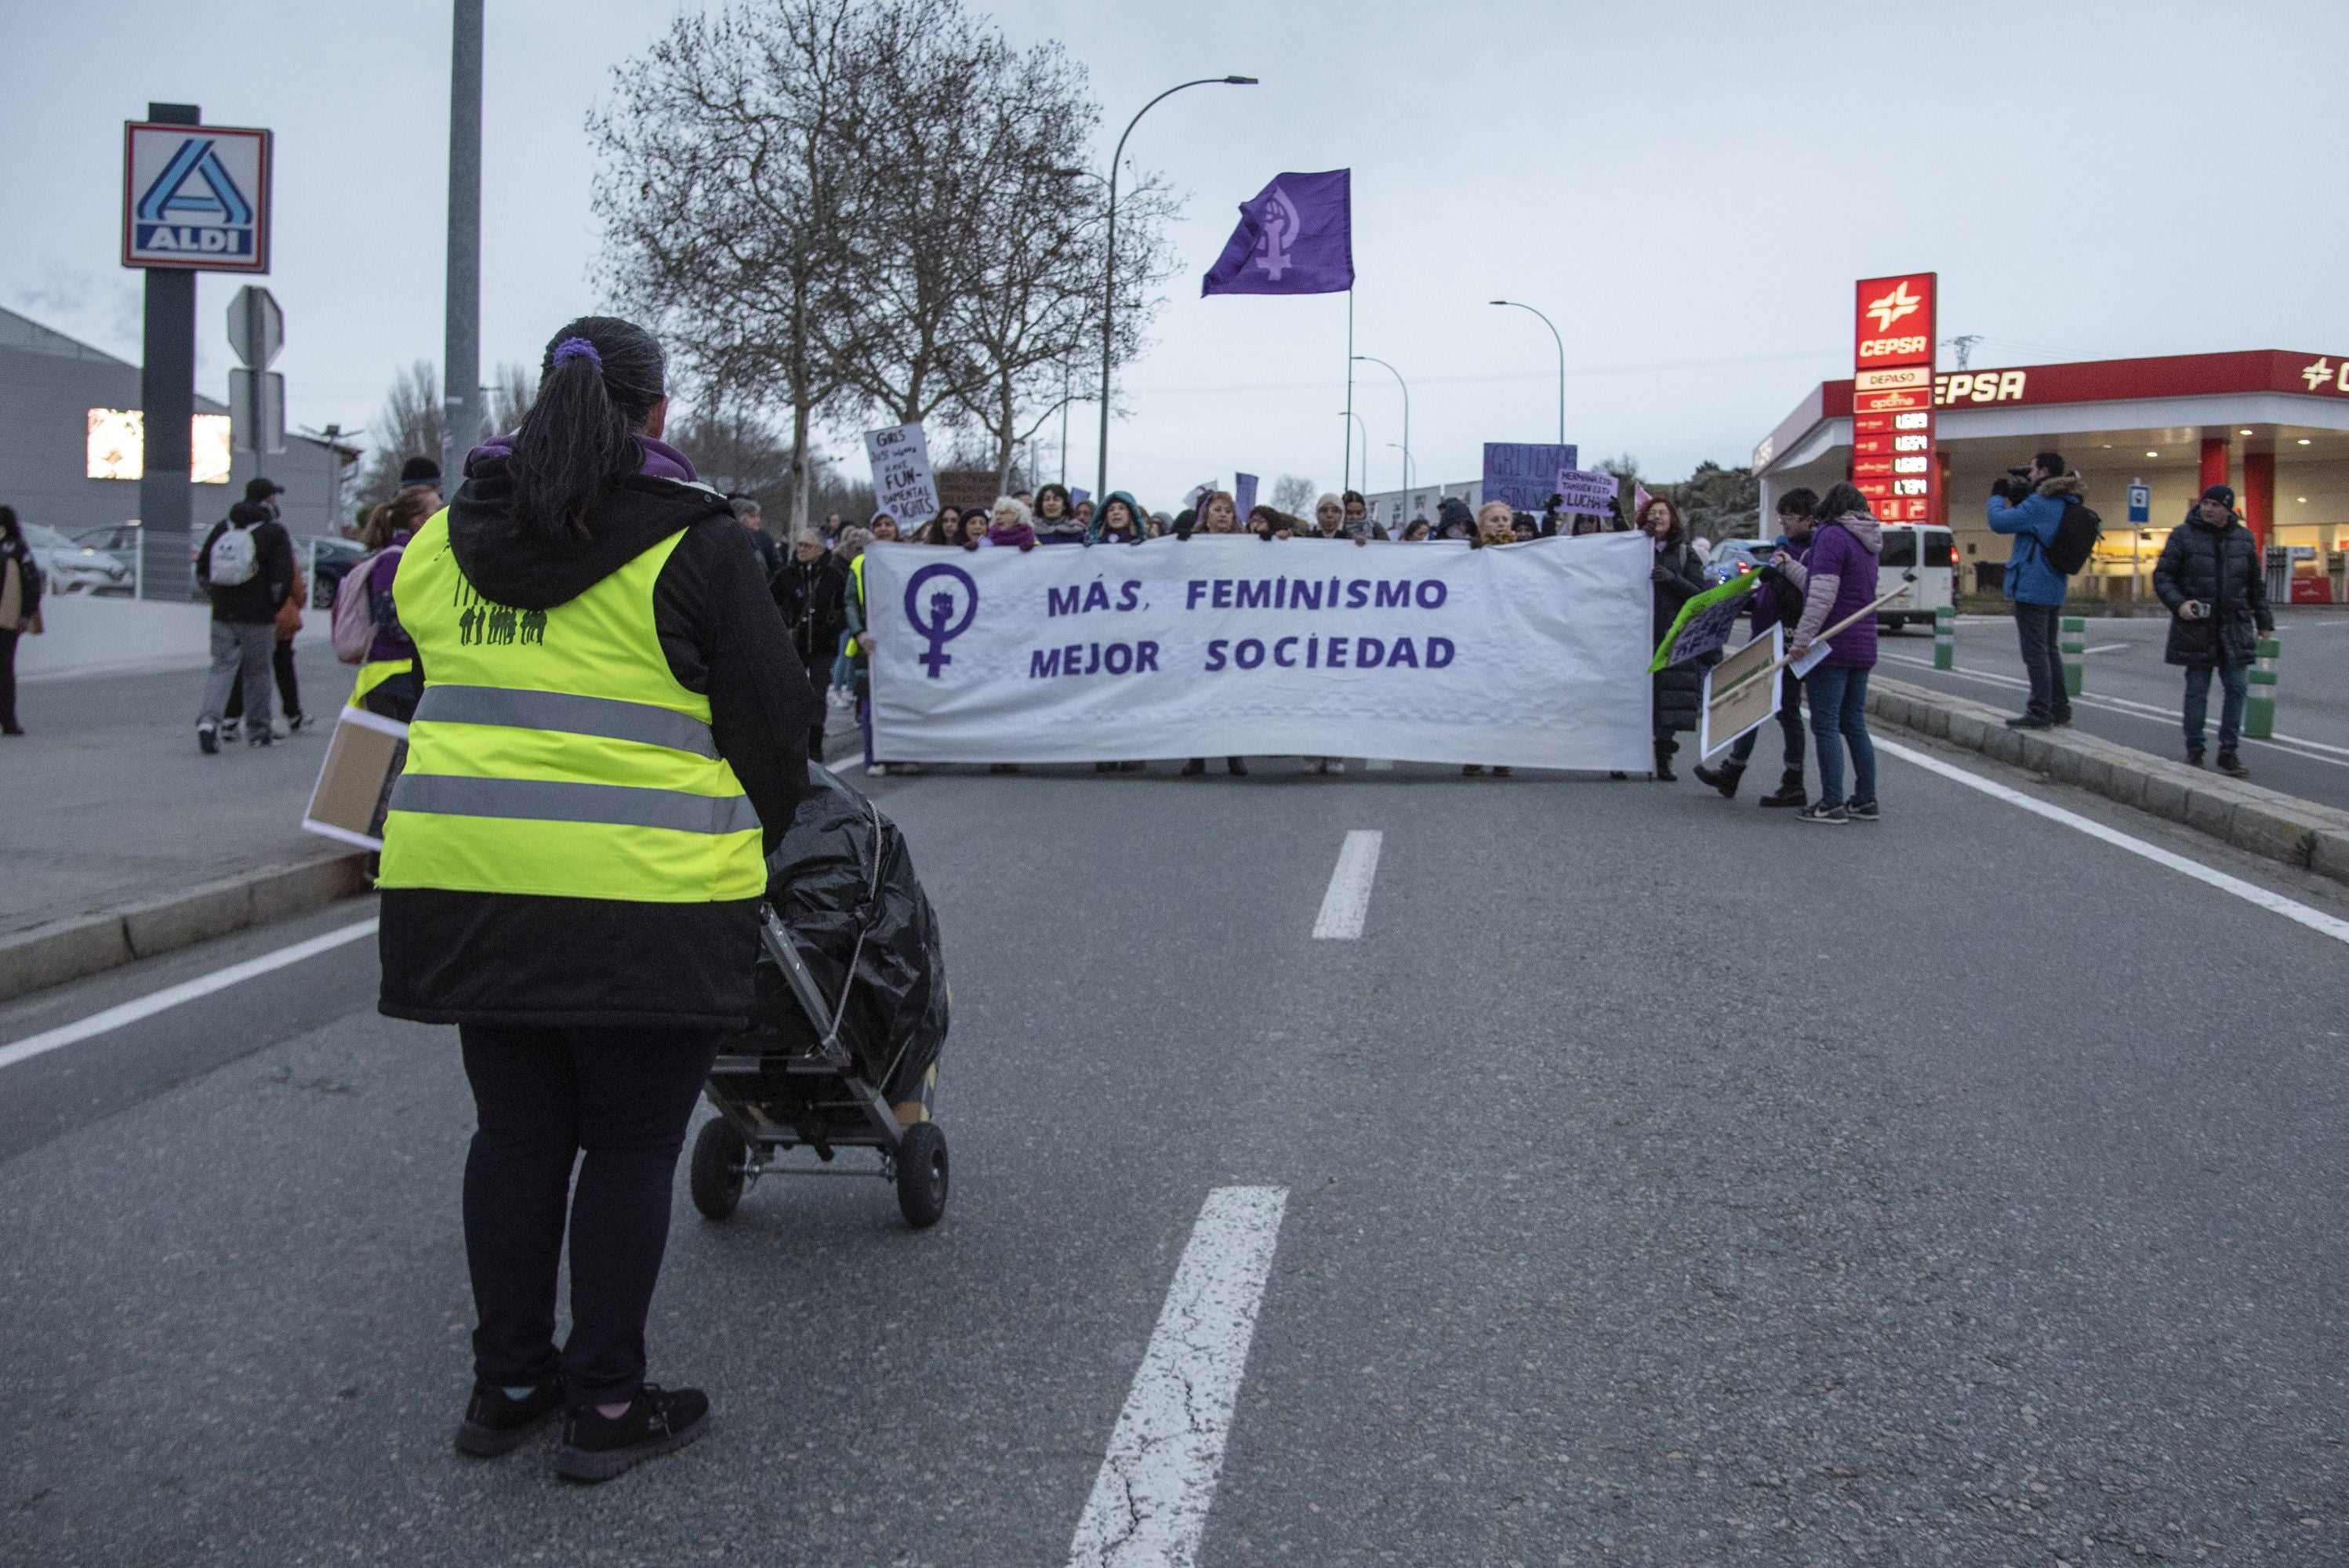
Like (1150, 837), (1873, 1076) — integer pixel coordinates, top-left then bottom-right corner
(1777, 482), (1882, 824)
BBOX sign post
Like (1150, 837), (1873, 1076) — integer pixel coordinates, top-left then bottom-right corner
(1851, 273), (1937, 526)
(227, 285), (285, 456)
(2127, 481), (2151, 601)
(123, 107), (274, 600)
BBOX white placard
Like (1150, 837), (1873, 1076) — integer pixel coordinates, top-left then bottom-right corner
(1554, 467), (1620, 517)
(862, 532), (1655, 770)
(863, 423), (939, 527)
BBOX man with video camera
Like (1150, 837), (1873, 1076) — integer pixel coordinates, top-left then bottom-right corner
(1986, 449), (2088, 729)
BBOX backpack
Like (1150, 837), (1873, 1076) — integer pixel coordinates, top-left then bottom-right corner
(207, 522), (257, 586)
(2043, 499), (2103, 576)
(331, 548), (392, 663)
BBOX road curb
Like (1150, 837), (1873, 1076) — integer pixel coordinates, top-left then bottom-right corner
(0, 856), (373, 1004)
(1868, 676), (2349, 883)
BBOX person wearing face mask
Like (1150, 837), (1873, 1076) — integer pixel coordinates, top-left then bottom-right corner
(1341, 490), (1387, 541)
(2153, 485), (2271, 775)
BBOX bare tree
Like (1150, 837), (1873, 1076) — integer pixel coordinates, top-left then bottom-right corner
(486, 362), (536, 434)
(594, 0), (921, 537)
(669, 403), (796, 496)
(1272, 474), (1317, 516)
(358, 361), (441, 504)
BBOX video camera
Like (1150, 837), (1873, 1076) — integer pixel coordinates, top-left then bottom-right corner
(1990, 466), (2036, 503)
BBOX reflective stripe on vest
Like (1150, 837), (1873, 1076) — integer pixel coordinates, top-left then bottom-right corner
(375, 510), (764, 904)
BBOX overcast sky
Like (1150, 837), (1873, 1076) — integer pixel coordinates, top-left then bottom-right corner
(9, 0), (2344, 508)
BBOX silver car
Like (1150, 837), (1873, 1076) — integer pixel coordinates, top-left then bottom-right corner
(27, 524), (134, 596)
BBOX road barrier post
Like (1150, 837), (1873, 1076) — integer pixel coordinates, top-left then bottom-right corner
(2060, 615), (2086, 698)
(1933, 604), (1955, 670)
(2246, 630), (2280, 740)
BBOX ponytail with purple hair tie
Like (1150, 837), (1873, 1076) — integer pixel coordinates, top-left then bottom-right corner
(550, 336), (603, 372)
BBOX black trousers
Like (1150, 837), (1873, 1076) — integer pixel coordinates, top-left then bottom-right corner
(0, 627), (17, 731)
(2013, 602), (2070, 722)
(1727, 672), (1806, 777)
(799, 655), (830, 761)
(458, 1024), (722, 1406)
(223, 638), (301, 720)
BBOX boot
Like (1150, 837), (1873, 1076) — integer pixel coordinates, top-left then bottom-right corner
(1757, 773), (1807, 809)
(1692, 760), (1744, 799)
(1652, 739), (1677, 783)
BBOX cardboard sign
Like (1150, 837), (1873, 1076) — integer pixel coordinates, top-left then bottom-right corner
(1481, 442), (1578, 514)
(302, 706), (410, 851)
(1699, 626), (1782, 758)
(864, 423), (940, 528)
(1554, 468), (1620, 517)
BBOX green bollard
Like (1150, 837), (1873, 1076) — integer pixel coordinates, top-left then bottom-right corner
(2246, 630), (2281, 740)
(2060, 615), (2086, 697)
(1933, 604), (1955, 670)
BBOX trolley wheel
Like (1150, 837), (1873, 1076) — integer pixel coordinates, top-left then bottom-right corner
(894, 1122), (949, 1229)
(690, 1117), (748, 1221)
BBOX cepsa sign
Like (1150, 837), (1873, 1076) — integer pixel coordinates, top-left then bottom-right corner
(1854, 273), (1935, 367)
(1853, 273), (1937, 523)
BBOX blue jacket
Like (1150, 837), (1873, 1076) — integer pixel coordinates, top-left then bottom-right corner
(1985, 474), (2082, 605)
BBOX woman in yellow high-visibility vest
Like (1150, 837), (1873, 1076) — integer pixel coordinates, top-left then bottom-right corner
(376, 316), (816, 1483)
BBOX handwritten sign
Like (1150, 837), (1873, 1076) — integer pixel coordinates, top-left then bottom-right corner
(1554, 467), (1620, 517)
(1481, 442), (1578, 514)
(864, 423), (939, 529)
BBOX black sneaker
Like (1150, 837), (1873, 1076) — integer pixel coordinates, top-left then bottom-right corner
(286, 712), (310, 733)
(454, 1377), (563, 1457)
(197, 720), (219, 755)
(1693, 762), (1744, 799)
(555, 1385), (710, 1483)
(2186, 747), (2206, 768)
(2052, 710), (2075, 728)
(1846, 797), (1881, 822)
(2005, 715), (2052, 731)
(1179, 758), (1205, 776)
(1795, 801), (1848, 825)
(1757, 779), (1806, 809)
(2217, 751), (2249, 778)
(1225, 758), (1248, 777)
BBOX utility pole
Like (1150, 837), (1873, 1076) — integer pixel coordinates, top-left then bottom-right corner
(137, 101), (201, 599)
(441, 0), (484, 480)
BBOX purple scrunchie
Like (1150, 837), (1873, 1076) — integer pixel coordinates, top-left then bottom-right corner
(551, 336), (603, 372)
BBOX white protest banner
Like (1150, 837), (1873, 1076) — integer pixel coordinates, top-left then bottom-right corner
(863, 423), (939, 525)
(862, 532), (1654, 769)
(1554, 467), (1620, 517)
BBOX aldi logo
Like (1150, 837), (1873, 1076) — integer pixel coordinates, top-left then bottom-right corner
(122, 122), (272, 272)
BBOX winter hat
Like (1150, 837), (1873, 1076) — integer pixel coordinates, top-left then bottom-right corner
(2201, 484), (2237, 509)
(399, 456), (441, 488)
(243, 476), (285, 501)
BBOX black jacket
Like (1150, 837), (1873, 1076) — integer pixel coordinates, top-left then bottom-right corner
(2152, 511), (2272, 668)
(379, 451), (819, 1033)
(772, 554), (850, 665)
(1650, 535), (1710, 731)
(196, 503), (297, 624)
(1, 532), (42, 625)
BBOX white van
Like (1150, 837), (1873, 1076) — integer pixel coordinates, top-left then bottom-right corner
(1875, 524), (1955, 630)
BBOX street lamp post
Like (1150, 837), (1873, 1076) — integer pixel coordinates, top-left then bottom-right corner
(1338, 410), (1370, 493)
(1352, 354), (1409, 517)
(1384, 442), (1415, 494)
(1095, 75), (1257, 505)
(1490, 299), (1565, 448)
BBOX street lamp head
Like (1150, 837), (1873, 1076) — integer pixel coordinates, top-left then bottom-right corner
(1224, 75), (1259, 85)
(1490, 299), (1511, 306)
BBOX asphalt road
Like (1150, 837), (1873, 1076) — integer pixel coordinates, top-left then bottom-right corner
(1884, 609), (2349, 813)
(5, 739), (2349, 1565)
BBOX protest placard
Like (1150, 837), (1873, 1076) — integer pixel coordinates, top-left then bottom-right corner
(1649, 575), (1759, 672)
(864, 423), (939, 524)
(1554, 467), (1620, 517)
(1699, 626), (1782, 758)
(1233, 473), (1259, 521)
(1481, 442), (1578, 514)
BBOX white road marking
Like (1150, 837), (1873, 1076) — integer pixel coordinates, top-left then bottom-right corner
(0, 917), (380, 1073)
(1067, 1186), (1289, 1568)
(1876, 740), (2349, 946)
(1311, 830), (1383, 939)
(2084, 643), (2131, 655)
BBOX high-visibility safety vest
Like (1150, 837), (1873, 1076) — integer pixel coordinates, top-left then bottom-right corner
(375, 510), (764, 903)
(844, 551), (867, 658)
(347, 657), (414, 707)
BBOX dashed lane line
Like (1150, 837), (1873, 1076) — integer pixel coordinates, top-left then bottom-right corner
(1067, 1186), (1289, 1568)
(1877, 739), (2349, 946)
(1311, 830), (1383, 939)
(0, 918), (381, 1073)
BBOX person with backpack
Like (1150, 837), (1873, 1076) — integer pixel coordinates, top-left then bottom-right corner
(1987, 449), (2096, 731)
(2152, 485), (2272, 777)
(335, 490), (437, 720)
(195, 477), (299, 753)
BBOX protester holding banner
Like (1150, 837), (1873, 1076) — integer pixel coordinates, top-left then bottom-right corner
(1180, 497), (1251, 776)
(870, 514), (899, 542)
(1033, 484), (1084, 544)
(1785, 482), (1883, 824)
(1088, 492), (1145, 546)
(986, 496), (1040, 551)
(1694, 488), (1817, 807)
(1644, 496), (1711, 782)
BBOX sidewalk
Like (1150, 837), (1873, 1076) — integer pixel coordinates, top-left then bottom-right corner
(6, 644), (361, 938)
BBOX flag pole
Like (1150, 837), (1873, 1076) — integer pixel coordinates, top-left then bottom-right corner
(1343, 288), (1355, 494)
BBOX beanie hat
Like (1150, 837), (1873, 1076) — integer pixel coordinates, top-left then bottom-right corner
(2201, 484), (2236, 509)
(398, 456), (441, 487)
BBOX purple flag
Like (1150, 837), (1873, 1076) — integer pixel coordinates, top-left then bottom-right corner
(1200, 170), (1354, 296)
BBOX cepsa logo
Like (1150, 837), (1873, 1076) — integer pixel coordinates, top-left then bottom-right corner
(1934, 370), (2028, 405)
(1853, 273), (1936, 369)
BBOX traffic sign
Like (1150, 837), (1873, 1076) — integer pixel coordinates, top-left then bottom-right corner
(2127, 482), (2150, 524)
(122, 121), (273, 272)
(229, 368), (285, 455)
(226, 286), (282, 368)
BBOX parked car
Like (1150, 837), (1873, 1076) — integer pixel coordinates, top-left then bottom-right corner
(302, 535), (369, 612)
(1703, 538), (1775, 586)
(1876, 524), (1955, 630)
(26, 523), (134, 596)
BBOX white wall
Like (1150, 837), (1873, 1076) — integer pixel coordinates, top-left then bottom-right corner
(17, 593), (214, 681)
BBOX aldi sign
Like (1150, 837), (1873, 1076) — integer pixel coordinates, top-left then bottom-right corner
(1853, 273), (1937, 524)
(122, 122), (273, 271)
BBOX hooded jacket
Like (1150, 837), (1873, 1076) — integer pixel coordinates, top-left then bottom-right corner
(773, 549), (850, 663)
(2153, 506), (2272, 668)
(197, 501), (298, 625)
(1087, 492), (1145, 545)
(1987, 474), (2082, 606)
(377, 434), (817, 1032)
(1789, 513), (1882, 670)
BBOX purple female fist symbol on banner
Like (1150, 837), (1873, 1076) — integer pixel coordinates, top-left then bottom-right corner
(902, 563), (978, 677)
